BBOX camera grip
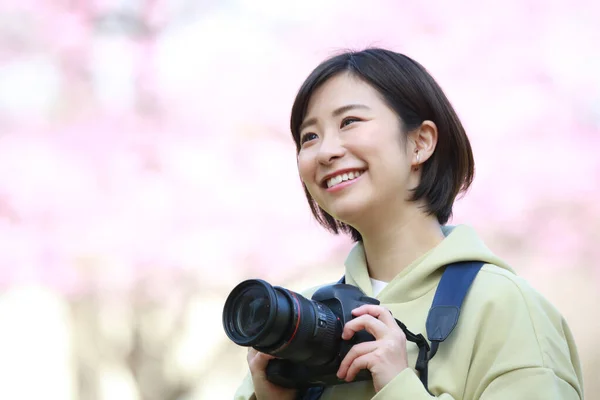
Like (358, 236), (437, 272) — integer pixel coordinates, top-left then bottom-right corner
(265, 359), (299, 388)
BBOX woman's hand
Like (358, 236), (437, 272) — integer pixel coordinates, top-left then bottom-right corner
(336, 304), (409, 393)
(247, 349), (298, 400)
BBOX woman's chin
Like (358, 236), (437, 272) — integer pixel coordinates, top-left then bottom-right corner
(327, 203), (369, 227)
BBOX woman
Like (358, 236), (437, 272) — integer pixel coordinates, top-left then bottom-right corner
(234, 48), (584, 399)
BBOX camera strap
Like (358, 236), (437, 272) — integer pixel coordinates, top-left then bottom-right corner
(300, 260), (483, 399)
(393, 319), (431, 388)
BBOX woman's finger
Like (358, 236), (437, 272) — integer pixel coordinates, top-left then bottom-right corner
(344, 352), (374, 382)
(351, 304), (397, 328)
(337, 341), (379, 380)
(342, 314), (388, 340)
(247, 349), (275, 373)
(247, 348), (257, 363)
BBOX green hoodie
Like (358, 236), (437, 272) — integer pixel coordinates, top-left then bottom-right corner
(233, 225), (584, 399)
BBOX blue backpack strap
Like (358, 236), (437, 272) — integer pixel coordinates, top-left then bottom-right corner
(425, 261), (484, 359)
(299, 386), (325, 400)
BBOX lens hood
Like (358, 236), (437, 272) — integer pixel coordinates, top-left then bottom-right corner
(222, 279), (282, 347)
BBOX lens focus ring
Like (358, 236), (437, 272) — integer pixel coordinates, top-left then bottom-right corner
(310, 302), (341, 362)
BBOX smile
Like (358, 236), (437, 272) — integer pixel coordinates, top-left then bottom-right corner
(325, 170), (365, 189)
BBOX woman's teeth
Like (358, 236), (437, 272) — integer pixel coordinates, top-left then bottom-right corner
(326, 170), (363, 188)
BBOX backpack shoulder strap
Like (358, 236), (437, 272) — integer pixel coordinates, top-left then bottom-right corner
(425, 260), (484, 359)
(299, 387), (325, 400)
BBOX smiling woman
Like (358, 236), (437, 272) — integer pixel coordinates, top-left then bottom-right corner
(291, 52), (474, 246)
(294, 72), (448, 243)
(233, 48), (584, 400)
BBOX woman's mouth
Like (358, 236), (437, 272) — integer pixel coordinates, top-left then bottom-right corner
(323, 169), (365, 189)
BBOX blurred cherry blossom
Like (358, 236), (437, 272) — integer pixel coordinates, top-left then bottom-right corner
(0, 1), (598, 398)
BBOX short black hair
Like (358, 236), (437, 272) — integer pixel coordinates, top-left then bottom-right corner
(290, 48), (475, 242)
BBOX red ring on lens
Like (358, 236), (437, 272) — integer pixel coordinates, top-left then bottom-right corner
(271, 291), (301, 353)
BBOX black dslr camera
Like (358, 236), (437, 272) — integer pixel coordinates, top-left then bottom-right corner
(222, 279), (381, 388)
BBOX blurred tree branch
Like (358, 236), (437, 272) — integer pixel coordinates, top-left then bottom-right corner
(70, 268), (200, 400)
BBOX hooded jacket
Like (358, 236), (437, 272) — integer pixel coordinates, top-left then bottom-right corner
(233, 225), (584, 399)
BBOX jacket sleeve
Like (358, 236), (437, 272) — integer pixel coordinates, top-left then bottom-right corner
(233, 372), (257, 400)
(373, 272), (583, 400)
(372, 366), (581, 400)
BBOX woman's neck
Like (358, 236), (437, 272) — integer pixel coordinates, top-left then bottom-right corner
(359, 208), (445, 282)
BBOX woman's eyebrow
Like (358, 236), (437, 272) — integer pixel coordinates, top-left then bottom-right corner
(300, 104), (371, 132)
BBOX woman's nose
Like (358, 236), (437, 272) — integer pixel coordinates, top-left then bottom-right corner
(316, 134), (346, 165)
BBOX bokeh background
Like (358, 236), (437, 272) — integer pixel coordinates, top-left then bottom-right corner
(0, 1), (599, 399)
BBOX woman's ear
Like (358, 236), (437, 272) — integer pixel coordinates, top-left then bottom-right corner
(409, 120), (438, 168)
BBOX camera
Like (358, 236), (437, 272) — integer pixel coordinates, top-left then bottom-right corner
(222, 279), (381, 388)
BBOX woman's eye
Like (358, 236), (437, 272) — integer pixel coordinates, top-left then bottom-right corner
(340, 117), (360, 128)
(300, 132), (318, 144)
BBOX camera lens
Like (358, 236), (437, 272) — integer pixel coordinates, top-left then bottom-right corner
(223, 279), (292, 347)
(234, 287), (270, 337)
(223, 279), (342, 366)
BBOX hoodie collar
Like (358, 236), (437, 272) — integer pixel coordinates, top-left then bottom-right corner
(343, 225), (511, 302)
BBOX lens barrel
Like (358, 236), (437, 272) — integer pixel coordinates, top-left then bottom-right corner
(222, 279), (291, 347)
(222, 279), (341, 365)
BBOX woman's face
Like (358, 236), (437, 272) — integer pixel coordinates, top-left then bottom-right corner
(297, 73), (416, 228)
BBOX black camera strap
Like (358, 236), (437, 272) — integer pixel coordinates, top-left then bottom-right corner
(300, 260), (483, 400)
(393, 319), (430, 388)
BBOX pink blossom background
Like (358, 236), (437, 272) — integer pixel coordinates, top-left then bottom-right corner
(0, 1), (598, 399)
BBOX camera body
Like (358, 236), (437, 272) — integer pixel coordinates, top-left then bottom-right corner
(222, 277), (383, 389)
(264, 283), (380, 388)
(224, 262), (481, 392)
